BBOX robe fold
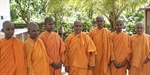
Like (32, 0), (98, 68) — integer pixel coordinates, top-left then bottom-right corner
(39, 31), (65, 75)
(110, 31), (131, 75)
(64, 32), (97, 75)
(129, 33), (150, 75)
(89, 28), (111, 75)
(0, 37), (27, 75)
(24, 38), (50, 75)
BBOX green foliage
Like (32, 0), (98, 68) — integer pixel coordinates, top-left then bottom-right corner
(10, 0), (47, 24)
(68, 0), (148, 31)
(120, 10), (144, 34)
(10, 0), (148, 39)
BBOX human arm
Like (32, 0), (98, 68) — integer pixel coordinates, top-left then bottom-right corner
(24, 42), (35, 75)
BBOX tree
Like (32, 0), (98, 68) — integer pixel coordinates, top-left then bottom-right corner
(46, 0), (75, 38)
(67, 0), (149, 31)
(10, 0), (47, 24)
(120, 9), (144, 34)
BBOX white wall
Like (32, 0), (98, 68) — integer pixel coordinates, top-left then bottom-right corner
(0, 0), (10, 30)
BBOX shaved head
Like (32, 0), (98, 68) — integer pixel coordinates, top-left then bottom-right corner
(115, 19), (124, 33)
(135, 22), (144, 35)
(96, 15), (105, 29)
(3, 21), (14, 28)
(44, 17), (53, 25)
(73, 20), (82, 34)
(116, 19), (123, 24)
(96, 16), (104, 20)
(74, 20), (82, 25)
(27, 22), (39, 31)
(44, 17), (54, 32)
(2, 21), (14, 40)
(136, 22), (144, 27)
(27, 22), (39, 40)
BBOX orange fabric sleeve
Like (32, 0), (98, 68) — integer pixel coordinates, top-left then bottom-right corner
(127, 53), (132, 61)
(89, 55), (95, 66)
(111, 50), (116, 61)
(110, 33), (115, 61)
(86, 34), (97, 66)
(39, 36), (53, 64)
(64, 34), (74, 67)
(88, 30), (94, 39)
(59, 37), (65, 63)
(49, 57), (54, 64)
(127, 36), (132, 62)
(24, 42), (35, 75)
(148, 53), (150, 59)
(148, 54), (150, 59)
(88, 30), (97, 66)
(64, 37), (70, 66)
(148, 36), (150, 59)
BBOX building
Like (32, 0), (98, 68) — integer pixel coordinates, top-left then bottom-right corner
(0, 0), (11, 30)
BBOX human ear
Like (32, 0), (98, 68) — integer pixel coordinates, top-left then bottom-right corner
(2, 29), (4, 32)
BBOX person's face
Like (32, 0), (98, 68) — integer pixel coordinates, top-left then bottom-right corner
(73, 22), (82, 34)
(135, 24), (144, 35)
(28, 25), (40, 39)
(2, 24), (14, 39)
(96, 17), (104, 29)
(116, 21), (124, 32)
(45, 20), (54, 32)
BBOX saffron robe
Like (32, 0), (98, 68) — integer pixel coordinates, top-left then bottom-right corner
(24, 38), (50, 75)
(110, 31), (131, 75)
(39, 31), (65, 75)
(64, 32), (97, 75)
(0, 37), (27, 75)
(89, 28), (111, 75)
(129, 33), (150, 75)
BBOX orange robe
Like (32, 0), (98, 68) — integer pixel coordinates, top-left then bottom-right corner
(24, 38), (50, 75)
(129, 33), (150, 75)
(110, 31), (131, 75)
(64, 32), (97, 75)
(0, 37), (27, 75)
(39, 31), (65, 75)
(89, 28), (111, 75)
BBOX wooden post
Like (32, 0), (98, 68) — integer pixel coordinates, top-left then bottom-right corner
(24, 32), (28, 41)
(146, 10), (150, 34)
(16, 33), (23, 41)
(140, 6), (150, 34)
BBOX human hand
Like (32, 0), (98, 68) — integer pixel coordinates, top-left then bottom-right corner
(113, 60), (121, 69)
(57, 60), (63, 69)
(144, 57), (149, 64)
(51, 62), (58, 70)
(65, 66), (70, 73)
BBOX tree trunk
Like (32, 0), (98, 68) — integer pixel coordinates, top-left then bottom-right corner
(109, 12), (116, 32)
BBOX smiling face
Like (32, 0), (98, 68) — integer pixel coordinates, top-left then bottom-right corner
(135, 22), (144, 35)
(96, 16), (105, 29)
(2, 21), (14, 40)
(73, 21), (83, 34)
(28, 23), (40, 40)
(115, 19), (124, 33)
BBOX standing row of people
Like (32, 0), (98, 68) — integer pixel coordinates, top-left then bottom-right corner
(0, 15), (150, 75)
